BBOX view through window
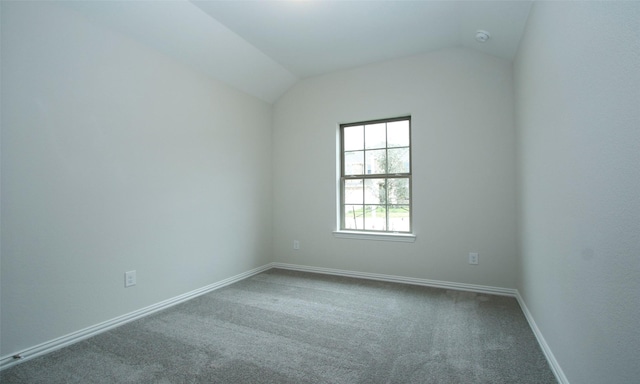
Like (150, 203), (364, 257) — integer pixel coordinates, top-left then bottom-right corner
(340, 116), (411, 233)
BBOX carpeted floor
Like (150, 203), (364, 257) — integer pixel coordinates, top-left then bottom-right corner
(1, 269), (556, 383)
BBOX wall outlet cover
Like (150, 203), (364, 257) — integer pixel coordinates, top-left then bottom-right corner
(125, 270), (137, 287)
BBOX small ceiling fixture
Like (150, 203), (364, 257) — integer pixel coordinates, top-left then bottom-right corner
(475, 30), (491, 43)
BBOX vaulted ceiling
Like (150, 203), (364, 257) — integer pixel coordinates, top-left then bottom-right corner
(63, 1), (532, 103)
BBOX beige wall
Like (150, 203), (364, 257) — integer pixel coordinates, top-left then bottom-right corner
(514, 2), (640, 383)
(1, 1), (273, 355)
(273, 48), (518, 288)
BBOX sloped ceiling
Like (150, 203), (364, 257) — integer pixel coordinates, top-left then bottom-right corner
(63, 0), (532, 103)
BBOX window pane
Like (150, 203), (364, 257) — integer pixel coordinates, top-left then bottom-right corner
(365, 123), (386, 149)
(344, 179), (364, 204)
(388, 205), (410, 232)
(344, 151), (364, 175)
(344, 126), (364, 151)
(344, 205), (364, 230)
(364, 205), (386, 231)
(388, 178), (410, 204)
(387, 120), (410, 148)
(365, 178), (386, 204)
(365, 149), (386, 175)
(387, 148), (410, 174)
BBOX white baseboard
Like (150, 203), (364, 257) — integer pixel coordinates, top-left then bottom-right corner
(271, 262), (517, 296)
(0, 263), (272, 371)
(515, 291), (570, 384)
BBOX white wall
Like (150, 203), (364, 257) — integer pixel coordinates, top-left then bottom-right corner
(273, 48), (518, 288)
(1, 1), (272, 356)
(514, 2), (640, 383)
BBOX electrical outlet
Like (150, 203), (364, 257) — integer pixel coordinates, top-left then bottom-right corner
(468, 253), (479, 265)
(125, 270), (136, 287)
(293, 240), (300, 250)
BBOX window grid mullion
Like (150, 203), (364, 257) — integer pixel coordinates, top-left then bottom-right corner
(361, 177), (365, 230)
(385, 177), (389, 231)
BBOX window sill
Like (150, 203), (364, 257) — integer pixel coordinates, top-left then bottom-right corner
(332, 230), (416, 243)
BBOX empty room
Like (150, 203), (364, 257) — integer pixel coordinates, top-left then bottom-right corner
(1, 1), (638, 383)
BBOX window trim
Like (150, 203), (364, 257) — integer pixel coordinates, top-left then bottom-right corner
(338, 116), (413, 235)
(332, 230), (416, 242)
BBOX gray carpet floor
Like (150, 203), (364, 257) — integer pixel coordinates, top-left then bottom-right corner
(1, 269), (556, 383)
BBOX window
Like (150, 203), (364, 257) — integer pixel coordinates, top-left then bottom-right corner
(340, 116), (411, 234)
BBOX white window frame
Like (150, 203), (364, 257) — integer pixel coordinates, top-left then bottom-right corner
(334, 116), (415, 242)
